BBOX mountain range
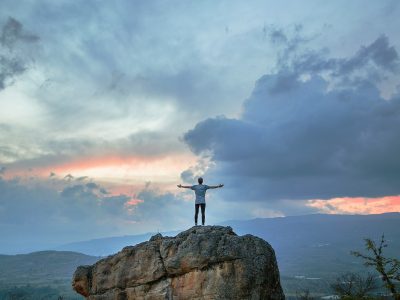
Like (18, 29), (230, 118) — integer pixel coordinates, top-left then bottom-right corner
(56, 213), (400, 275)
(1, 213), (399, 298)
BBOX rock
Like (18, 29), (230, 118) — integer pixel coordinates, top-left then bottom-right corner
(72, 226), (285, 299)
(72, 265), (92, 297)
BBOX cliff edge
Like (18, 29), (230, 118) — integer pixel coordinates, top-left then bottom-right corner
(72, 225), (285, 299)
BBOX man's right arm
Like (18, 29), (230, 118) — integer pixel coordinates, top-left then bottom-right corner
(177, 184), (192, 189)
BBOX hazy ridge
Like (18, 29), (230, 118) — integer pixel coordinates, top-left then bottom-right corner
(1, 213), (399, 298)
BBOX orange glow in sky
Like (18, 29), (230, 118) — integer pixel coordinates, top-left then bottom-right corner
(31, 153), (197, 184)
(307, 195), (400, 214)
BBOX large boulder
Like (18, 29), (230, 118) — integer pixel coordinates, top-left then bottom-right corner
(72, 226), (285, 299)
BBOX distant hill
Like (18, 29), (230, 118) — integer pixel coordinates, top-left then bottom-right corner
(55, 212), (400, 297)
(2, 213), (399, 298)
(222, 213), (400, 297)
(0, 251), (99, 299)
(56, 213), (400, 267)
(0, 250), (99, 284)
(222, 212), (400, 277)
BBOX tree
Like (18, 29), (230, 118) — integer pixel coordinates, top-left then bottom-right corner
(351, 234), (400, 300)
(331, 272), (377, 299)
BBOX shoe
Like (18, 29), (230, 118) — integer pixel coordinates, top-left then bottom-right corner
(195, 223), (197, 226)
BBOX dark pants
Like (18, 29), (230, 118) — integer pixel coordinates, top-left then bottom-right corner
(195, 203), (206, 225)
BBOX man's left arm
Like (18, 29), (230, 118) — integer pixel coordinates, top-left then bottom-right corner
(207, 184), (224, 189)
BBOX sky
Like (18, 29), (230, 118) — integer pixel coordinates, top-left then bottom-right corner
(0, 0), (400, 254)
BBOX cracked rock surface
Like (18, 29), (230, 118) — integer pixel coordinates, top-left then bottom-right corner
(72, 226), (285, 300)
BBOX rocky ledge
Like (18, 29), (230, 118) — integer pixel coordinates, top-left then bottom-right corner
(72, 225), (285, 299)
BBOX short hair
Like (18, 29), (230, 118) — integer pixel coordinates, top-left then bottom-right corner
(198, 177), (203, 184)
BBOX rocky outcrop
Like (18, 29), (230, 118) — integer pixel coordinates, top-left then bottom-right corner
(72, 226), (285, 299)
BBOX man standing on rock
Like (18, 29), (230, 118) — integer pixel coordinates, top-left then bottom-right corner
(177, 177), (224, 226)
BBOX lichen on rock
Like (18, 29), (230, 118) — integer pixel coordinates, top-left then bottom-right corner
(72, 225), (285, 299)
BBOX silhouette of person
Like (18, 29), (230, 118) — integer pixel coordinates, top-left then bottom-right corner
(177, 177), (224, 226)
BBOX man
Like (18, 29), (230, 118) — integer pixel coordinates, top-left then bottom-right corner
(177, 177), (224, 226)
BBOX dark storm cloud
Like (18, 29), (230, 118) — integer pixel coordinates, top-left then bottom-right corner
(183, 35), (400, 201)
(0, 17), (38, 47)
(289, 35), (399, 84)
(339, 35), (398, 72)
(265, 24), (314, 71)
(61, 184), (95, 198)
(263, 26), (399, 88)
(264, 31), (399, 95)
(268, 27), (288, 44)
(0, 17), (38, 90)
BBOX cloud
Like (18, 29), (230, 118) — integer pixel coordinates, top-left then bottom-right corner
(289, 35), (399, 90)
(1, 2), (244, 174)
(339, 35), (398, 72)
(0, 176), (157, 253)
(0, 17), (39, 90)
(2, 1), (398, 180)
(0, 125), (188, 174)
(307, 196), (400, 215)
(76, 175), (88, 181)
(1, 1), (400, 249)
(2, 2), (311, 174)
(183, 34), (400, 206)
(180, 157), (213, 183)
(0, 17), (38, 47)
(0, 174), (196, 253)
(64, 174), (74, 181)
(131, 188), (192, 230)
(264, 29), (399, 93)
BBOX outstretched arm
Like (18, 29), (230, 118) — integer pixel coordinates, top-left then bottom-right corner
(177, 184), (192, 189)
(208, 184), (224, 189)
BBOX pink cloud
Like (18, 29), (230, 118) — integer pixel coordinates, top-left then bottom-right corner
(307, 195), (400, 214)
(125, 198), (144, 206)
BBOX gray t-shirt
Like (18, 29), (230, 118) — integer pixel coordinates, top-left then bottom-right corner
(191, 184), (210, 204)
